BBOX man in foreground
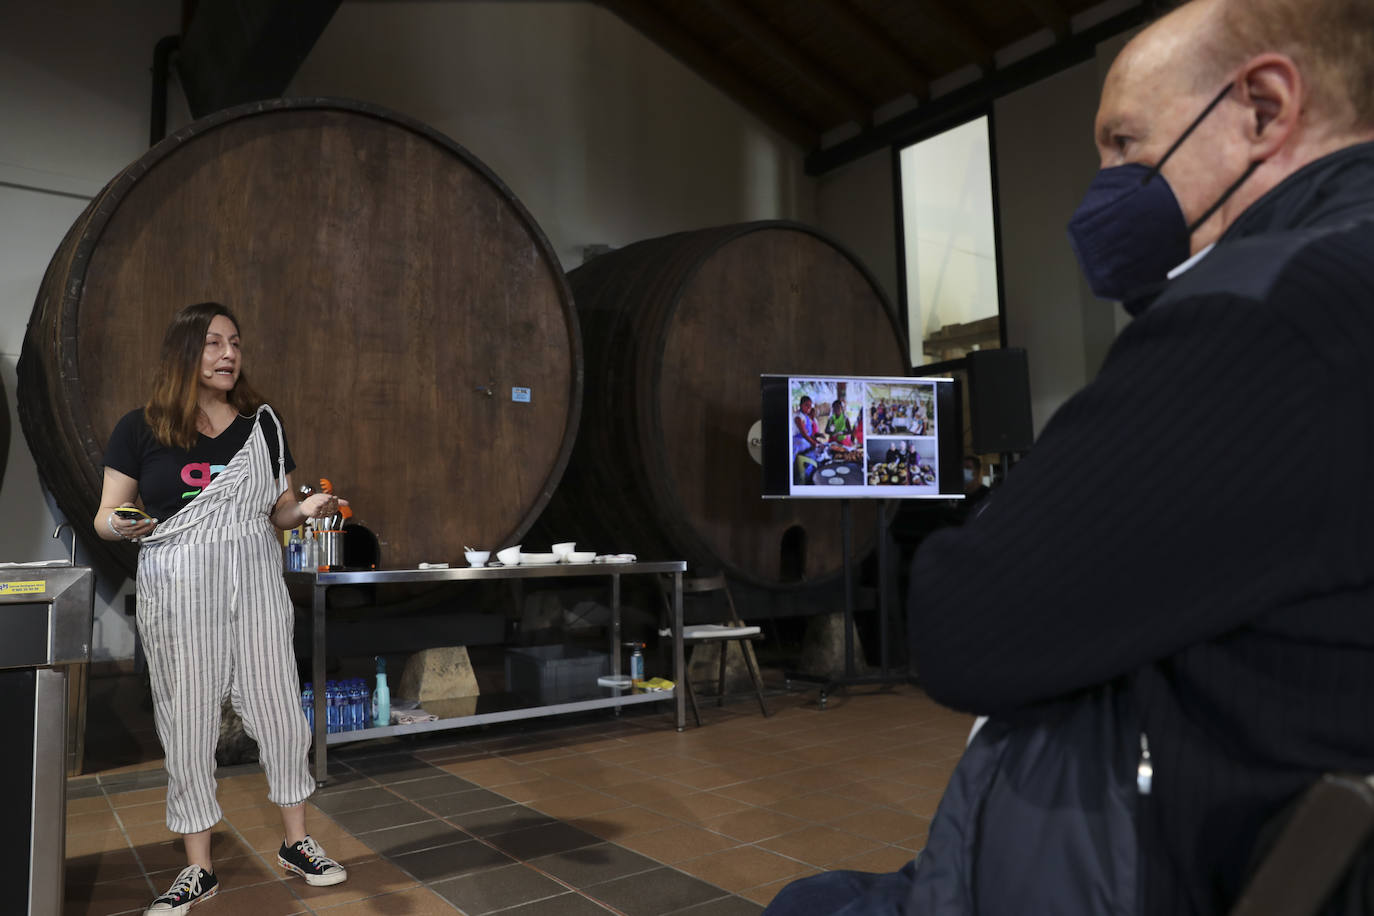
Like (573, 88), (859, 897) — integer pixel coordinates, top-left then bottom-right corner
(767, 0), (1374, 912)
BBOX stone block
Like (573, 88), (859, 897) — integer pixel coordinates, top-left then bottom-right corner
(398, 646), (480, 701)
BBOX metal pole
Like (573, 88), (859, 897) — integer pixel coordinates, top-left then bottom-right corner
(312, 577), (327, 785)
(842, 499), (855, 679)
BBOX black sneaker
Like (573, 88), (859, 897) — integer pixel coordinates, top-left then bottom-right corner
(145, 864), (218, 914)
(278, 835), (348, 886)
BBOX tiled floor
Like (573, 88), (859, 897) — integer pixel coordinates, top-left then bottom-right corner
(65, 685), (972, 915)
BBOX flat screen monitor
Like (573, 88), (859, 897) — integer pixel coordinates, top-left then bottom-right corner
(761, 374), (962, 499)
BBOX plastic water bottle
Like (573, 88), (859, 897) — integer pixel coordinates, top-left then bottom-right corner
(354, 681), (370, 730)
(325, 680), (338, 733)
(301, 683), (314, 729)
(287, 529), (303, 572)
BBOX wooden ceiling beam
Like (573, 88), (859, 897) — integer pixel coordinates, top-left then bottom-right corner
(596, 0), (820, 148)
(698, 0), (874, 127)
(914, 1), (996, 73)
(820, 0), (933, 102)
(1017, 0), (1072, 40)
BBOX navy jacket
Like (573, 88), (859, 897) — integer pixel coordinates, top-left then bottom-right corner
(912, 141), (1374, 915)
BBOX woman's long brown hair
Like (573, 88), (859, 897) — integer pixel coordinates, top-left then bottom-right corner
(145, 302), (264, 449)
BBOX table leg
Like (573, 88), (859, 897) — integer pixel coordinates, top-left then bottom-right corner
(611, 574), (622, 715)
(312, 581), (327, 785)
(674, 571), (685, 731)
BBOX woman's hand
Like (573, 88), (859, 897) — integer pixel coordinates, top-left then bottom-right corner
(104, 506), (157, 542)
(299, 492), (347, 520)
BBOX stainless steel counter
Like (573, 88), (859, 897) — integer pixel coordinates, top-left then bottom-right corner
(285, 561), (686, 784)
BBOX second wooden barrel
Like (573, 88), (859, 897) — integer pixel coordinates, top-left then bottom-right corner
(538, 221), (907, 588)
(19, 98), (580, 576)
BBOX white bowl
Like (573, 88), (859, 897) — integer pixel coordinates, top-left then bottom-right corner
(464, 550), (490, 567)
(551, 541), (577, 557)
(563, 551), (596, 564)
(496, 546), (522, 565)
(520, 552), (559, 565)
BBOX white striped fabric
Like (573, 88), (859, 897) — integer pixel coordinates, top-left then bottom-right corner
(135, 405), (313, 834)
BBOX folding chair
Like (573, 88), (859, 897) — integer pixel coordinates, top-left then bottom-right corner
(658, 574), (770, 726)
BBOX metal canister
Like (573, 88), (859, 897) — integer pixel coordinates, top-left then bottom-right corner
(317, 529), (345, 571)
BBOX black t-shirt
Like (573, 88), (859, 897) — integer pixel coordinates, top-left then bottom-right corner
(103, 408), (295, 520)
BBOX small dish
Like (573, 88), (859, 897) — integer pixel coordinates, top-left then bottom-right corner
(595, 554), (636, 564)
(597, 675), (633, 689)
(551, 541), (577, 557)
(464, 550), (490, 567)
(496, 546), (522, 566)
(520, 552), (560, 564)
(563, 551), (596, 564)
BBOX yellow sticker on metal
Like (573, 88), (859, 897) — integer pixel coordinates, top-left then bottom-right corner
(0, 580), (46, 595)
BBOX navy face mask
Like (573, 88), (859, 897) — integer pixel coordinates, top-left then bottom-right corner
(1068, 83), (1261, 304)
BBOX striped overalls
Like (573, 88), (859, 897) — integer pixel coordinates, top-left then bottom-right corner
(136, 405), (314, 834)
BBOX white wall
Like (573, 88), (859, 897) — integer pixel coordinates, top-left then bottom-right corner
(994, 60), (1108, 436)
(815, 147), (899, 308)
(290, 1), (815, 268)
(0, 0), (188, 662)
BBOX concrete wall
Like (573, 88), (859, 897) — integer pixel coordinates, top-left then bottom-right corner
(0, 0), (188, 661)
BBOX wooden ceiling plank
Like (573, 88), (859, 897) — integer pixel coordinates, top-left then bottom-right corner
(697, 0), (873, 126)
(1017, 0), (1072, 40)
(596, 0), (820, 147)
(914, 0), (996, 73)
(820, 0), (933, 102)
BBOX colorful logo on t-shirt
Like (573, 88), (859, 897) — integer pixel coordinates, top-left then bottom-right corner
(181, 462), (227, 499)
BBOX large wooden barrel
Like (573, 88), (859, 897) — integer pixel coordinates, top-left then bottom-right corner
(19, 98), (580, 576)
(537, 222), (907, 589)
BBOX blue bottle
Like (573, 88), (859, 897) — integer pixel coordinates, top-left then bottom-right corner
(301, 683), (314, 730)
(349, 679), (364, 730)
(287, 529), (303, 572)
(325, 680), (338, 733)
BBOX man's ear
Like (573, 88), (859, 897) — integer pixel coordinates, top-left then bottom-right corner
(1239, 53), (1302, 156)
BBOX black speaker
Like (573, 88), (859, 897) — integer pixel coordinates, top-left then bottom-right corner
(966, 348), (1034, 454)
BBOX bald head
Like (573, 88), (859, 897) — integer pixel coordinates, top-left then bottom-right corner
(1091, 0), (1374, 254)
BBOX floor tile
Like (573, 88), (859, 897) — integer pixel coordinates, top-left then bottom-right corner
(65, 848), (145, 887)
(422, 787), (517, 818)
(106, 786), (168, 807)
(763, 792), (866, 824)
(827, 844), (918, 874)
(283, 856), (418, 908)
(390, 839), (514, 881)
(828, 807), (931, 844)
(62, 876), (153, 916)
(699, 808), (806, 843)
(357, 818), (469, 856)
(487, 822), (603, 859)
(616, 825), (741, 864)
(310, 885), (461, 914)
(738, 871), (817, 907)
(68, 809), (120, 833)
(756, 825), (883, 867)
(429, 862), (568, 915)
(667, 896), (765, 916)
(568, 805), (676, 840)
(387, 773), (479, 800)
(312, 786), (405, 815)
(498, 892), (616, 915)
(586, 865), (726, 916)
(447, 804), (559, 837)
(527, 790), (629, 820)
(674, 846), (811, 894)
(329, 801), (433, 835)
(528, 842), (661, 887)
(197, 878), (311, 914)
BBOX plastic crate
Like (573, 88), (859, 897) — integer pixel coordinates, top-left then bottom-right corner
(504, 645), (611, 705)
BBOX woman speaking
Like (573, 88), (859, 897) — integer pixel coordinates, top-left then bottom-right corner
(96, 302), (348, 914)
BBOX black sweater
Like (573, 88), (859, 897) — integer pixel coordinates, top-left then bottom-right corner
(912, 141), (1374, 915)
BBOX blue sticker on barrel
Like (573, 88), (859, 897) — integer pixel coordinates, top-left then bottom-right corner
(512, 387), (531, 403)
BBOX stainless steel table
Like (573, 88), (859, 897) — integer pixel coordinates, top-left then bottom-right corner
(286, 561), (686, 784)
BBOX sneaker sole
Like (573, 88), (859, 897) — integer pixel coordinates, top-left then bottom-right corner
(278, 856), (348, 887)
(145, 884), (217, 915)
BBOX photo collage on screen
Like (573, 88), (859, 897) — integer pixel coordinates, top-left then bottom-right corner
(788, 377), (940, 494)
